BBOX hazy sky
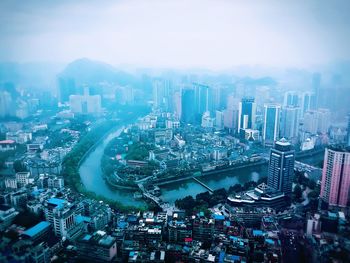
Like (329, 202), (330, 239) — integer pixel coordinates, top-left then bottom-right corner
(1, 0), (350, 69)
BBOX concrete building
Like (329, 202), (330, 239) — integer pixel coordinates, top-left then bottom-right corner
(223, 109), (238, 133)
(238, 97), (256, 132)
(69, 89), (101, 114)
(15, 172), (33, 188)
(0, 140), (16, 152)
(0, 205), (19, 231)
(44, 198), (82, 239)
(284, 91), (299, 107)
(320, 147), (350, 208)
(76, 231), (117, 262)
(267, 138), (295, 197)
(317, 108), (331, 134)
(280, 106), (300, 139)
(263, 103), (281, 146)
(181, 89), (195, 124)
(215, 110), (224, 130)
(201, 111), (214, 128)
(347, 114), (350, 147)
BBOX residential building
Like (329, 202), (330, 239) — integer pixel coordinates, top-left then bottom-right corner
(76, 231), (117, 262)
(280, 106), (300, 139)
(320, 147), (350, 208)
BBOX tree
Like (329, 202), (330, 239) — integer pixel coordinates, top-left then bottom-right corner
(175, 195), (196, 213)
(293, 184), (302, 201)
(13, 160), (27, 173)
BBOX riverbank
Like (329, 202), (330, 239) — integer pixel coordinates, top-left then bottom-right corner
(62, 106), (150, 211)
(154, 159), (268, 186)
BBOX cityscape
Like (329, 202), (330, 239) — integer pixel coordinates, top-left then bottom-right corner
(0, 0), (350, 262)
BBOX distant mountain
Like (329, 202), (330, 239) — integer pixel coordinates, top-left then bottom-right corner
(58, 58), (138, 86)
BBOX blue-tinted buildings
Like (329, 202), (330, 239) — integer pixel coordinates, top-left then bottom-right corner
(238, 97), (256, 132)
(263, 103), (281, 146)
(267, 138), (295, 197)
(181, 88), (196, 124)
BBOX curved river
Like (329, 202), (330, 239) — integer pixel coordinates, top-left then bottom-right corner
(79, 128), (146, 207)
(79, 128), (324, 206)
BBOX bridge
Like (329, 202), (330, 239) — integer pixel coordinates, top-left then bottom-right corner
(192, 177), (214, 193)
(137, 183), (176, 215)
(294, 161), (321, 172)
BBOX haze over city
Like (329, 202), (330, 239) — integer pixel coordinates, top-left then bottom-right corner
(0, 1), (350, 262)
(1, 0), (350, 69)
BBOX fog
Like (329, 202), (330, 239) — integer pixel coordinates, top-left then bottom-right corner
(1, 0), (350, 69)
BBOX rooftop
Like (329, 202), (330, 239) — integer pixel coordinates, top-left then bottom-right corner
(47, 198), (65, 208)
(0, 140), (15, 144)
(23, 221), (50, 237)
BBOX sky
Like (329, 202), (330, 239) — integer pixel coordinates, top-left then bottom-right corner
(0, 0), (350, 70)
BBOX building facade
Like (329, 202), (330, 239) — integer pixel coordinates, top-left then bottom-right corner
(263, 103), (281, 146)
(267, 139), (295, 197)
(320, 147), (350, 208)
(238, 97), (256, 132)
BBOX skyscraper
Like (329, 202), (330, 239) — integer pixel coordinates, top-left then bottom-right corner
(194, 83), (210, 116)
(303, 110), (318, 134)
(301, 91), (317, 114)
(267, 138), (295, 197)
(181, 88), (195, 124)
(284, 91), (299, 107)
(224, 109), (238, 133)
(302, 109), (330, 135)
(320, 147), (350, 208)
(263, 103), (281, 146)
(347, 114), (350, 147)
(238, 97), (256, 132)
(280, 106), (300, 139)
(316, 108), (331, 134)
(215, 110), (224, 130)
(152, 79), (171, 110)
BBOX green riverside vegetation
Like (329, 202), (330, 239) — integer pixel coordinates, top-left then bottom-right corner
(61, 106), (150, 212)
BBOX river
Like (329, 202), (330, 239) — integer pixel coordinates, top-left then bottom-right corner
(79, 128), (325, 206)
(79, 127), (146, 207)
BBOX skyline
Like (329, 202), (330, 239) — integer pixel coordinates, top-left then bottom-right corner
(1, 0), (350, 70)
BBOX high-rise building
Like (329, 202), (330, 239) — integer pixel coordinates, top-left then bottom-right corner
(238, 97), (256, 132)
(347, 114), (350, 147)
(181, 88), (195, 124)
(301, 91), (317, 114)
(303, 110), (318, 134)
(263, 103), (281, 146)
(320, 147), (350, 208)
(280, 106), (300, 139)
(226, 94), (239, 111)
(152, 79), (171, 110)
(44, 198), (83, 239)
(69, 94), (101, 114)
(284, 91), (299, 107)
(194, 83), (210, 116)
(173, 91), (182, 119)
(303, 109), (330, 135)
(317, 108), (331, 134)
(267, 138), (295, 197)
(0, 91), (13, 118)
(215, 110), (224, 130)
(224, 109), (238, 133)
